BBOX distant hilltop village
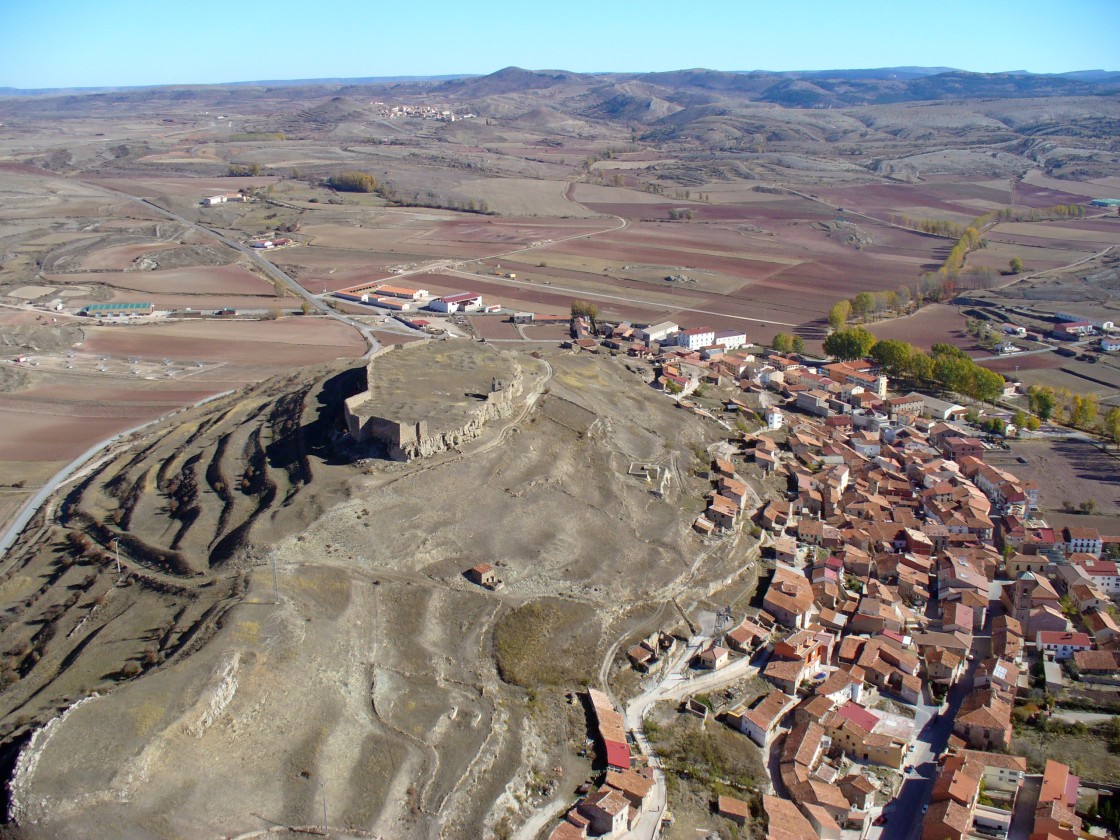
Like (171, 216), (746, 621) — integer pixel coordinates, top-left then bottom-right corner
(371, 102), (475, 121)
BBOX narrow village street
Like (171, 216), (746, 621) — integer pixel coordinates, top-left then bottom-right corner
(621, 632), (772, 839)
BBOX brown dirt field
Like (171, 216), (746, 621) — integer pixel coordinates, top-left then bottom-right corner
(0, 199), (141, 222)
(452, 177), (599, 217)
(542, 233), (800, 280)
(1014, 182), (1093, 208)
(49, 264), (276, 297)
(0, 408), (158, 461)
(1014, 359), (1120, 397)
(571, 184), (676, 205)
(525, 218), (944, 326)
(0, 310), (66, 328)
(0, 314), (367, 480)
(467, 316), (522, 340)
(520, 323), (572, 341)
(80, 318), (367, 365)
(980, 234), (1101, 257)
(428, 217), (607, 245)
(994, 220), (1120, 243)
(970, 241), (1094, 272)
(1054, 360), (1120, 391)
(1044, 511), (1120, 538)
(983, 353), (1066, 374)
(866, 305), (970, 351)
(14, 383), (222, 404)
(303, 228), (497, 261)
(369, 329), (423, 346)
(0, 495), (28, 536)
(554, 242), (769, 280)
(450, 275), (670, 324)
(449, 270), (689, 321)
(79, 242), (179, 270)
(84, 175), (282, 199)
(420, 263), (812, 330)
(263, 248), (405, 285)
(304, 223), (443, 252)
(1023, 171), (1120, 199)
(580, 198), (834, 223)
(1001, 439), (1120, 518)
(814, 182), (1011, 219)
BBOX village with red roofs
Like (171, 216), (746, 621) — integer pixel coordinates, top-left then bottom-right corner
(539, 313), (1119, 840)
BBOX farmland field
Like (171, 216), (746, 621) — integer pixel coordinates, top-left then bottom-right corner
(998, 439), (1120, 533)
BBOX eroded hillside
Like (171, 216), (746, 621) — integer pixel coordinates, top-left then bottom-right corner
(0, 348), (755, 839)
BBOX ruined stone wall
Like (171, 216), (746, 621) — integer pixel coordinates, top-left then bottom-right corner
(342, 344), (400, 440)
(342, 343), (523, 461)
(388, 366), (522, 461)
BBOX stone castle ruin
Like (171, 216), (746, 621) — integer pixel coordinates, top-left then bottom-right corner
(344, 342), (523, 461)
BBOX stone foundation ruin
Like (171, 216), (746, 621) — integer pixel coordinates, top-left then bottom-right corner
(343, 342), (523, 461)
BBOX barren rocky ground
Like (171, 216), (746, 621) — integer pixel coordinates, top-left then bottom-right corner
(0, 348), (756, 839)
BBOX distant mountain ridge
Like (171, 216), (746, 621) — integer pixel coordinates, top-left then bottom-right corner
(3, 65), (1118, 99)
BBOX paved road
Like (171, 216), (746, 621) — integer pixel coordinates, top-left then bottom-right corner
(0, 389), (234, 562)
(873, 662), (977, 840)
(616, 639), (767, 840)
(1008, 774), (1042, 840)
(75, 180), (383, 358)
(1051, 709), (1117, 724)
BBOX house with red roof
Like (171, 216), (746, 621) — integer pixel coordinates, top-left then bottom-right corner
(729, 690), (797, 747)
(1035, 631), (1091, 660)
(586, 688), (630, 770)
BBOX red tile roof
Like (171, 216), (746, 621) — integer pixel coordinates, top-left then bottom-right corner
(603, 739), (630, 771)
(835, 701), (879, 733)
(440, 292), (481, 304)
(1036, 631), (1090, 647)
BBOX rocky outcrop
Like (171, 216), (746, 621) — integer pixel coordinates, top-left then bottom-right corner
(391, 367), (522, 461)
(343, 342), (525, 461)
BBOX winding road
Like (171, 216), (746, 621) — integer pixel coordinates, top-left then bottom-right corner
(2, 180), (387, 566)
(0, 389), (234, 562)
(75, 179), (383, 358)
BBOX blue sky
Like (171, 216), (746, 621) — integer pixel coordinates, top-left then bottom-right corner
(1, 0), (1117, 89)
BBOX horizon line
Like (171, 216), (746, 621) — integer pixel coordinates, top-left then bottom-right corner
(3, 64), (1119, 95)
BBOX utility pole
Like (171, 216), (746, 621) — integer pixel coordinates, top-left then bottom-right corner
(318, 780), (327, 828)
(271, 554), (280, 605)
(112, 539), (121, 577)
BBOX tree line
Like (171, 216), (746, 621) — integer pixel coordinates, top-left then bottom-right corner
(1025, 385), (1120, 444)
(888, 215), (969, 238)
(847, 203), (1090, 329)
(324, 171), (493, 214)
(827, 288), (914, 330)
(771, 333), (806, 355)
(816, 329), (1120, 445)
(888, 204), (1084, 238)
(820, 329), (1006, 403)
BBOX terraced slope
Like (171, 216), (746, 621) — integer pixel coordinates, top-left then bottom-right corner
(0, 360), (367, 817)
